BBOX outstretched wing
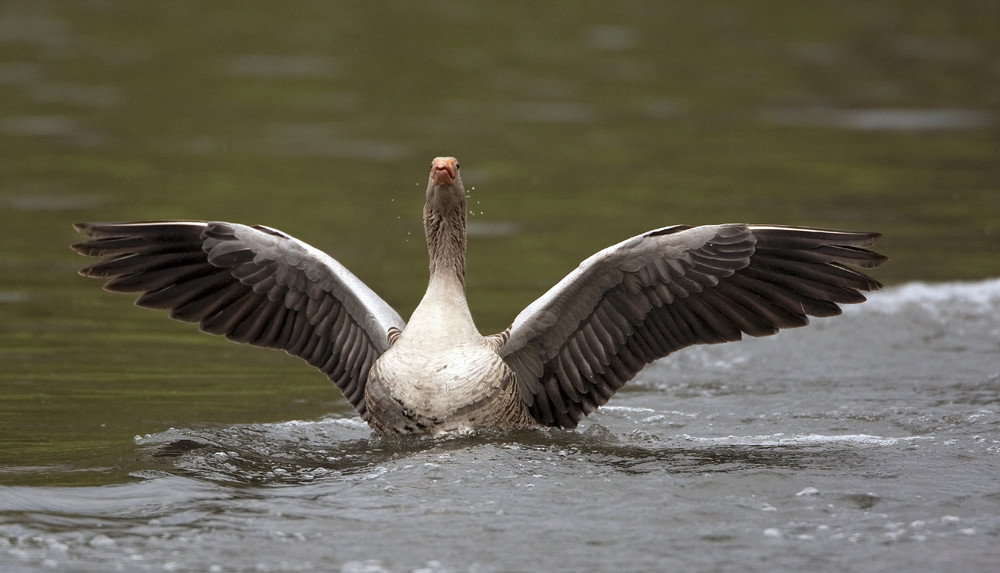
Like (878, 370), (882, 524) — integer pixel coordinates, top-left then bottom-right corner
(499, 224), (886, 428)
(72, 221), (406, 417)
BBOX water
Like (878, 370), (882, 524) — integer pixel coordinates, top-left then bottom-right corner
(2, 280), (999, 572)
(2, 2), (999, 571)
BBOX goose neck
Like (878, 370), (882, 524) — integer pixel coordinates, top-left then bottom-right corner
(424, 199), (467, 286)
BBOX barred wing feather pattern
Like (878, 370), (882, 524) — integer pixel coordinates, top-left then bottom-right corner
(499, 224), (886, 428)
(72, 221), (406, 417)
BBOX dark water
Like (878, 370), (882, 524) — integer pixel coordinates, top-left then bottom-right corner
(2, 280), (1000, 572)
(2, 2), (999, 572)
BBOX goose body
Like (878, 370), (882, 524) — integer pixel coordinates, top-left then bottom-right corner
(73, 157), (887, 434)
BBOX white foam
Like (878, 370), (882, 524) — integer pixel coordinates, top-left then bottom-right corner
(680, 433), (929, 447)
(598, 405), (657, 415)
(848, 278), (1000, 316)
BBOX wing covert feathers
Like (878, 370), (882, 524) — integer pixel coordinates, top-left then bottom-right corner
(72, 221), (404, 416)
(501, 224), (886, 428)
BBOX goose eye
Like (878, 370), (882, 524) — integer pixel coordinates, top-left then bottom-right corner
(455, 162), (460, 170)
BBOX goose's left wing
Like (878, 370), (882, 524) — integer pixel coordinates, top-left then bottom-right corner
(498, 224), (886, 428)
(72, 221), (406, 416)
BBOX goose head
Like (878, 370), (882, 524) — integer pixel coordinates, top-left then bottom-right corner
(426, 156), (465, 208)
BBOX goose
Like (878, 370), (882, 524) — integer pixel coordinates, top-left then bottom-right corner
(72, 156), (887, 434)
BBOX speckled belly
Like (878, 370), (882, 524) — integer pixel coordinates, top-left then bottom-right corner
(363, 345), (535, 434)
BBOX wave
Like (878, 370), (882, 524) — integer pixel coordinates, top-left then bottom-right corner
(850, 277), (1000, 317)
(678, 433), (931, 447)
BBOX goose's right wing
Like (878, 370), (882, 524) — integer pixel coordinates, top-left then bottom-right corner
(72, 221), (406, 417)
(499, 224), (886, 428)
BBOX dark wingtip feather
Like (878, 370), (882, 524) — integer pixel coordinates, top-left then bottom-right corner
(861, 251), (890, 269)
(70, 222), (96, 255)
(73, 222), (94, 235)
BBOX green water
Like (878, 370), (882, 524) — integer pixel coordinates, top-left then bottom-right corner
(1, 1), (998, 486)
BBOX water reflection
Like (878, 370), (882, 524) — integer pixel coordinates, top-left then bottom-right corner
(764, 107), (995, 131)
(0, 115), (105, 146)
(259, 123), (411, 160)
(226, 54), (342, 80)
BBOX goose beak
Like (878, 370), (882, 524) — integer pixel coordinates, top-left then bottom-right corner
(431, 157), (458, 185)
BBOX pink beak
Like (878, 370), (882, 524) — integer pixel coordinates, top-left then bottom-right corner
(431, 157), (457, 185)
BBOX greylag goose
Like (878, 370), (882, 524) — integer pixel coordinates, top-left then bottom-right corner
(72, 157), (887, 434)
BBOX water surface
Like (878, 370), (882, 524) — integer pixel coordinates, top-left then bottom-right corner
(3, 281), (1000, 572)
(2, 2), (999, 571)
